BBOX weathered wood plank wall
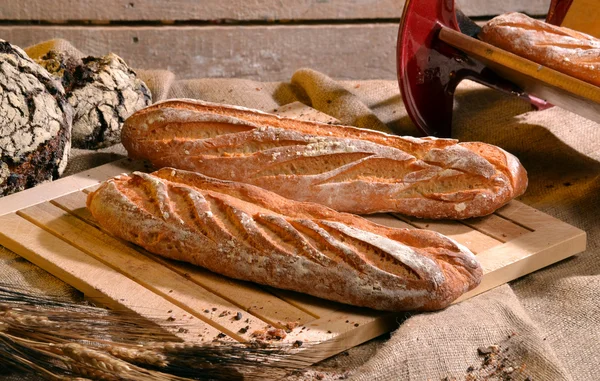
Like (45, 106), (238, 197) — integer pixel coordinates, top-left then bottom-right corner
(0, 25), (399, 80)
(0, 1), (552, 21)
(0, 0), (551, 80)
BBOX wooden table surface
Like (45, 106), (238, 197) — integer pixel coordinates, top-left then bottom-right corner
(0, 0), (552, 81)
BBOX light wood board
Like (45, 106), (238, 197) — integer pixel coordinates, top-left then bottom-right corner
(0, 0), (551, 21)
(0, 159), (586, 363)
(0, 104), (586, 365)
(0, 169), (586, 364)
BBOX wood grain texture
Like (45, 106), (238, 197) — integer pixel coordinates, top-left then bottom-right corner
(458, 0), (550, 18)
(454, 201), (586, 303)
(393, 214), (503, 254)
(0, 0), (551, 21)
(0, 213), (225, 343)
(0, 24), (398, 81)
(462, 214), (530, 242)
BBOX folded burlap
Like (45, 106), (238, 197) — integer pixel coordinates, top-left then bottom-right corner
(1, 40), (598, 381)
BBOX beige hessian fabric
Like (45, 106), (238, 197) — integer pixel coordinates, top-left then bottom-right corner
(1, 40), (598, 380)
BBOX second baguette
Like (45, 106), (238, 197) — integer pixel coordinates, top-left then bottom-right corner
(121, 99), (528, 219)
(479, 12), (600, 87)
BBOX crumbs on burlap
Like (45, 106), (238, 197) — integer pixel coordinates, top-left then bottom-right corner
(441, 332), (533, 381)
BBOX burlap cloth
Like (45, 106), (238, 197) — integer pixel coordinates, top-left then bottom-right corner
(3, 40), (599, 380)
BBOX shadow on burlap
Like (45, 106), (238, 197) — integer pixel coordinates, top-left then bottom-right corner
(2, 40), (598, 381)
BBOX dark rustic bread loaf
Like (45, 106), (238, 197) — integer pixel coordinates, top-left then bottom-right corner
(37, 50), (151, 149)
(121, 99), (528, 219)
(87, 168), (482, 311)
(479, 12), (600, 87)
(0, 40), (72, 197)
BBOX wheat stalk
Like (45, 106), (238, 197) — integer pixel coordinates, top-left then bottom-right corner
(0, 331), (191, 381)
(0, 283), (314, 380)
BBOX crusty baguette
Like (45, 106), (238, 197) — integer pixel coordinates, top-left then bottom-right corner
(479, 12), (600, 87)
(121, 99), (528, 219)
(87, 168), (482, 311)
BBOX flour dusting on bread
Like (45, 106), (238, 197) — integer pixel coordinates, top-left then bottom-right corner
(87, 168), (483, 311)
(121, 99), (528, 219)
(480, 12), (600, 86)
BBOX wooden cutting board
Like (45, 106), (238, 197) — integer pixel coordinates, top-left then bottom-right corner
(0, 104), (587, 367)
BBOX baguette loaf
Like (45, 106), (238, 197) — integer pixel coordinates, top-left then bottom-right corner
(87, 168), (482, 311)
(479, 12), (600, 87)
(121, 99), (528, 219)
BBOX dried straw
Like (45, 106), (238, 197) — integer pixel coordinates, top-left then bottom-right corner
(0, 283), (315, 380)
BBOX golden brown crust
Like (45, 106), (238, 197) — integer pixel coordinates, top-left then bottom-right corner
(87, 168), (482, 311)
(479, 12), (600, 87)
(121, 99), (528, 219)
